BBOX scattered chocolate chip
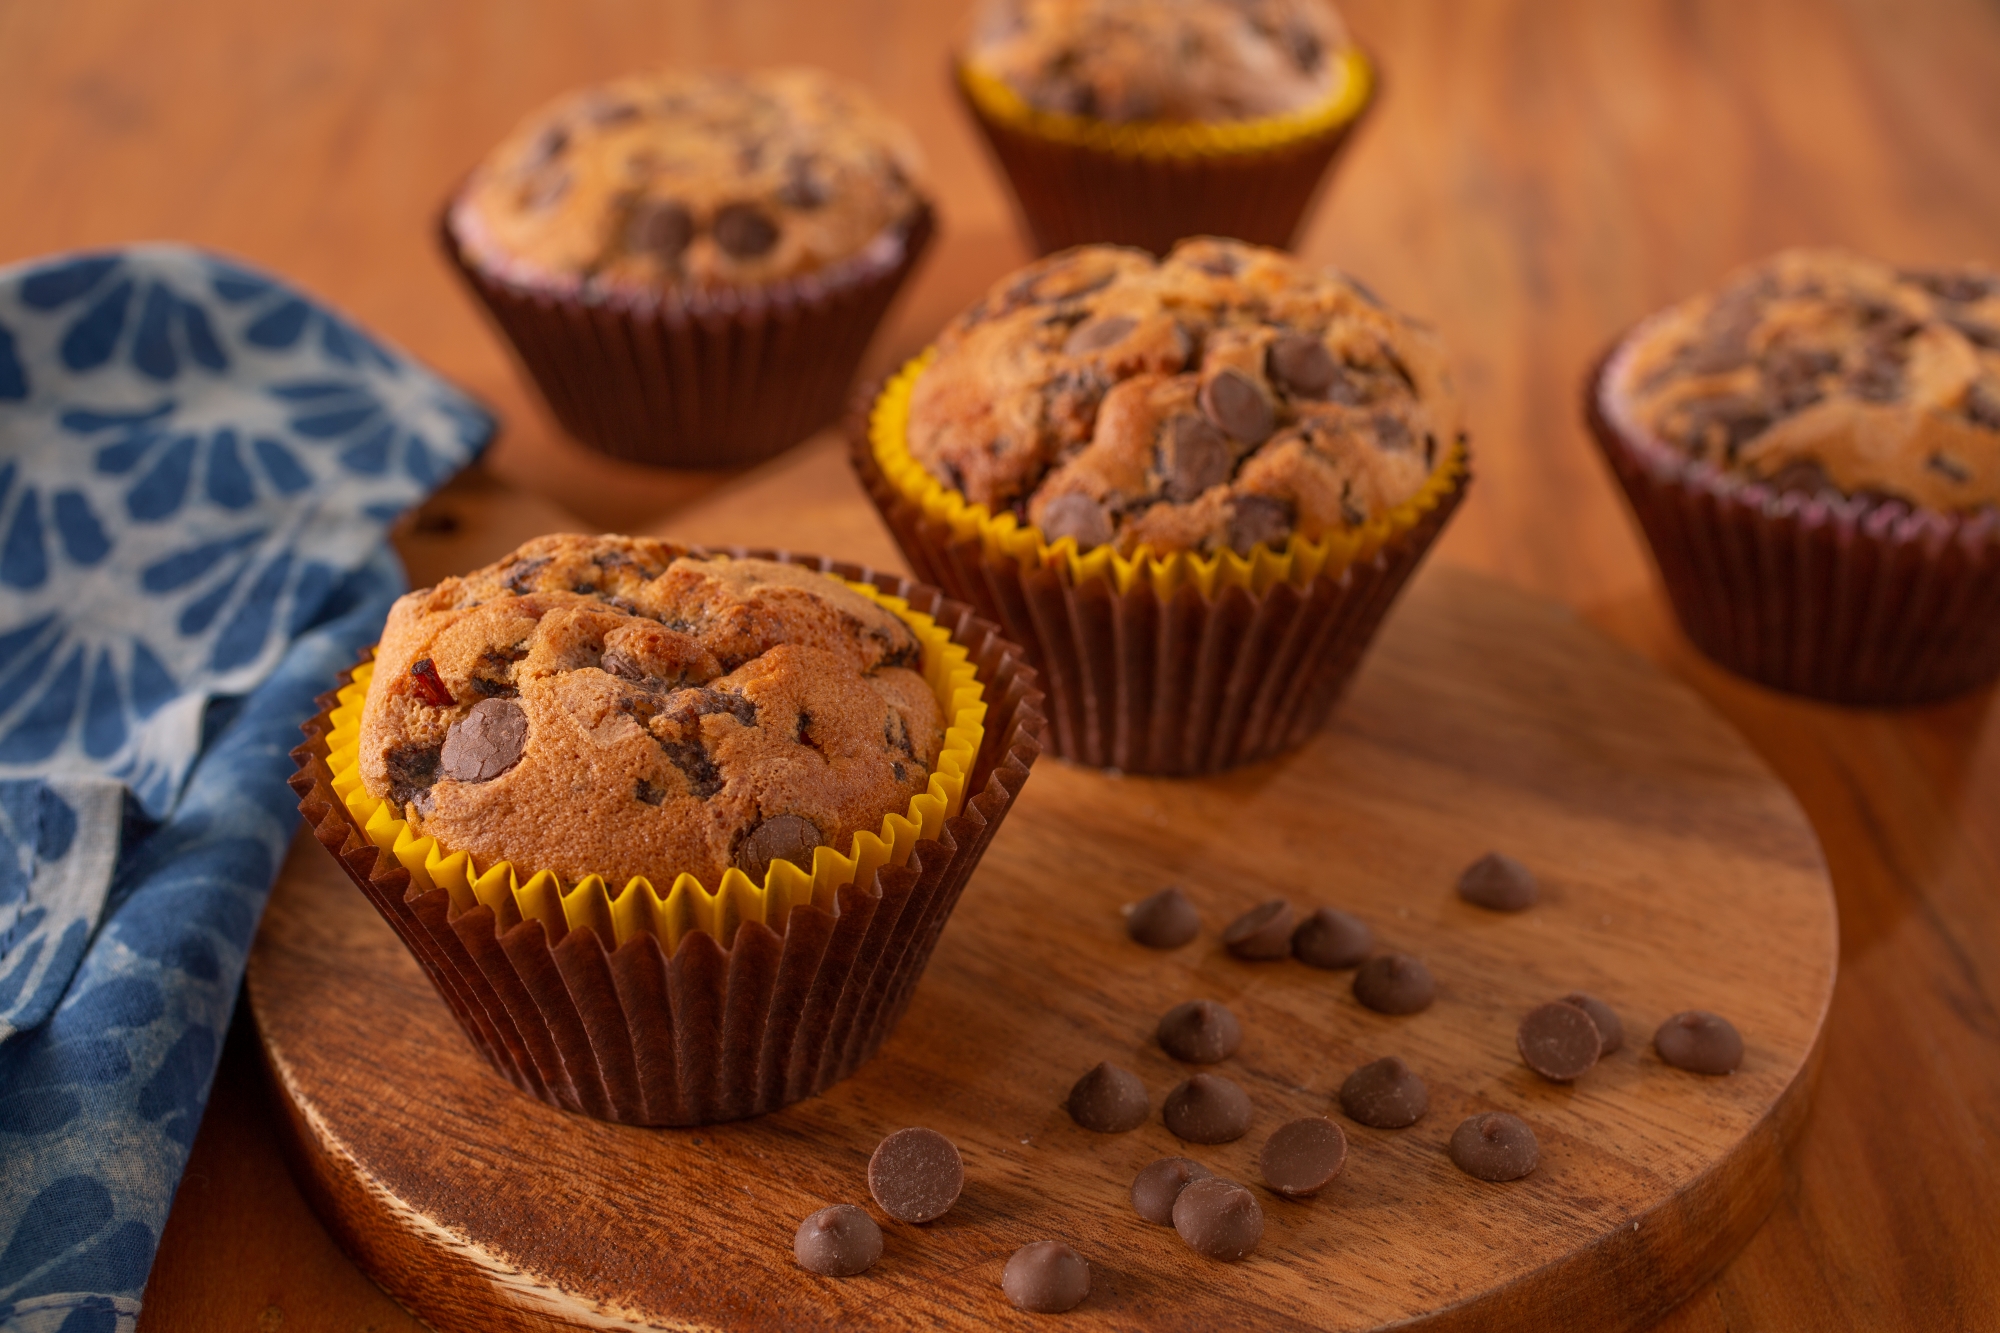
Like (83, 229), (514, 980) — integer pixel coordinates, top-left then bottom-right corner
(1338, 1056), (1428, 1128)
(524, 125), (569, 168)
(1266, 332), (1339, 398)
(1946, 314), (2000, 350)
(1067, 1062), (1149, 1133)
(1457, 852), (1538, 911)
(1905, 268), (1998, 303)
(1222, 899), (1296, 960)
(627, 198), (694, 262)
(1002, 1240), (1091, 1313)
(714, 202), (779, 258)
(634, 778), (666, 806)
(1130, 1157), (1212, 1225)
(1292, 907), (1372, 969)
(1449, 1112), (1540, 1182)
(736, 813), (822, 882)
(1172, 1177), (1264, 1261)
(1158, 413), (1233, 502)
(1286, 23), (1323, 72)
(1654, 1010), (1744, 1074)
(775, 154), (829, 210)
(383, 741), (441, 809)
(409, 657), (455, 707)
(1125, 885), (1200, 948)
(1038, 492), (1115, 549)
(1517, 1002), (1603, 1082)
(1352, 953), (1436, 1015)
(867, 1128), (963, 1223)
(1927, 452), (1973, 484)
(1259, 1117), (1348, 1198)
(1163, 1073), (1254, 1144)
(1156, 1000), (1242, 1064)
(793, 1204), (882, 1277)
(1679, 396), (1773, 460)
(1063, 315), (1137, 356)
(1199, 368), (1275, 446)
(1967, 382), (2000, 431)
(1561, 992), (1624, 1055)
(439, 699), (528, 783)
(1227, 493), (1294, 554)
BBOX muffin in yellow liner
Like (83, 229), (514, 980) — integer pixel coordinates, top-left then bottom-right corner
(322, 580), (984, 956)
(290, 550), (1045, 1126)
(955, 19), (1375, 254)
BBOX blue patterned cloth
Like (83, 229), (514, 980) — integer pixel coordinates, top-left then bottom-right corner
(0, 245), (491, 1332)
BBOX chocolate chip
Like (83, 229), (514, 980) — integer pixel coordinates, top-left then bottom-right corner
(1172, 1177), (1264, 1261)
(1037, 492), (1114, 550)
(736, 813), (822, 881)
(793, 1204), (882, 1277)
(1286, 23), (1323, 72)
(634, 778), (665, 806)
(1562, 992), (1624, 1055)
(775, 154), (829, 210)
(1002, 1240), (1091, 1313)
(1125, 885), (1200, 948)
(1266, 332), (1339, 398)
(1517, 1001), (1602, 1082)
(1905, 268), (1998, 303)
(1063, 315), (1136, 356)
(656, 738), (722, 798)
(1947, 315), (2000, 350)
(1130, 1157), (1212, 1225)
(1967, 381), (2000, 431)
(409, 657), (455, 707)
(867, 1128), (963, 1223)
(1352, 953), (1436, 1015)
(1292, 907), (1372, 969)
(1067, 1062), (1149, 1133)
(1158, 414), (1233, 503)
(1222, 899), (1295, 960)
(1764, 459), (1838, 497)
(1927, 452), (1973, 484)
(383, 741), (441, 809)
(439, 699), (527, 783)
(1679, 396), (1773, 460)
(1156, 1000), (1242, 1064)
(1373, 414), (1413, 452)
(1457, 851), (1538, 911)
(1338, 1056), (1428, 1128)
(714, 202), (779, 258)
(1259, 1117), (1348, 1198)
(525, 125), (569, 168)
(1199, 368), (1274, 446)
(1449, 1112), (1539, 1182)
(1163, 1073), (1253, 1144)
(1227, 494), (1294, 554)
(627, 198), (694, 262)
(1654, 1010), (1744, 1075)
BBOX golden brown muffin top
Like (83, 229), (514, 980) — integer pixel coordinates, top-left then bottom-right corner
(905, 238), (1461, 557)
(357, 534), (944, 890)
(962, 0), (1348, 123)
(451, 68), (926, 292)
(1606, 248), (2000, 511)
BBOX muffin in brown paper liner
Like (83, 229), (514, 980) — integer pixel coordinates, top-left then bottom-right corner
(850, 409), (1467, 774)
(953, 49), (1374, 256)
(289, 551), (1043, 1126)
(439, 202), (934, 469)
(1587, 351), (2000, 706)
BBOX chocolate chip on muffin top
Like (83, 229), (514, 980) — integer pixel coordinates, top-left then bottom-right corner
(357, 534), (944, 891)
(963, 0), (1351, 123)
(906, 237), (1461, 558)
(452, 68), (926, 292)
(1605, 248), (2000, 512)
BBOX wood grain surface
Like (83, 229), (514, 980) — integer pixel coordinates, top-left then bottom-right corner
(249, 547), (1836, 1333)
(0, 0), (1991, 1329)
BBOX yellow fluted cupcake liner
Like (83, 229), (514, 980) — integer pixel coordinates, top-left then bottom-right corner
(957, 45), (1373, 160)
(870, 349), (1468, 603)
(321, 579), (984, 956)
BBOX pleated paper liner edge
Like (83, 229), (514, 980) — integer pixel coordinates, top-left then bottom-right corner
(288, 552), (1046, 1125)
(1586, 344), (2000, 706)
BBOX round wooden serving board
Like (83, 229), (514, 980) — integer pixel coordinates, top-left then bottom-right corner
(248, 565), (1835, 1333)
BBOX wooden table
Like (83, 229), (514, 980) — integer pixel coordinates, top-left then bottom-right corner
(2, 1), (1994, 1328)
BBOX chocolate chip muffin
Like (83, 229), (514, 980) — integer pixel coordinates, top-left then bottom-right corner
(963, 0), (1350, 123)
(1602, 249), (2000, 513)
(450, 68), (926, 293)
(356, 535), (944, 889)
(906, 237), (1461, 557)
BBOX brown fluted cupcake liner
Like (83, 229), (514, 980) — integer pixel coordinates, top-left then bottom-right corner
(953, 59), (1374, 256)
(851, 420), (1467, 775)
(1587, 354), (2000, 705)
(440, 203), (934, 469)
(289, 552), (1044, 1126)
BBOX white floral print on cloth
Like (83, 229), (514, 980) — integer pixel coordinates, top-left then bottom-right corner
(0, 245), (488, 1038)
(0, 244), (491, 1333)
